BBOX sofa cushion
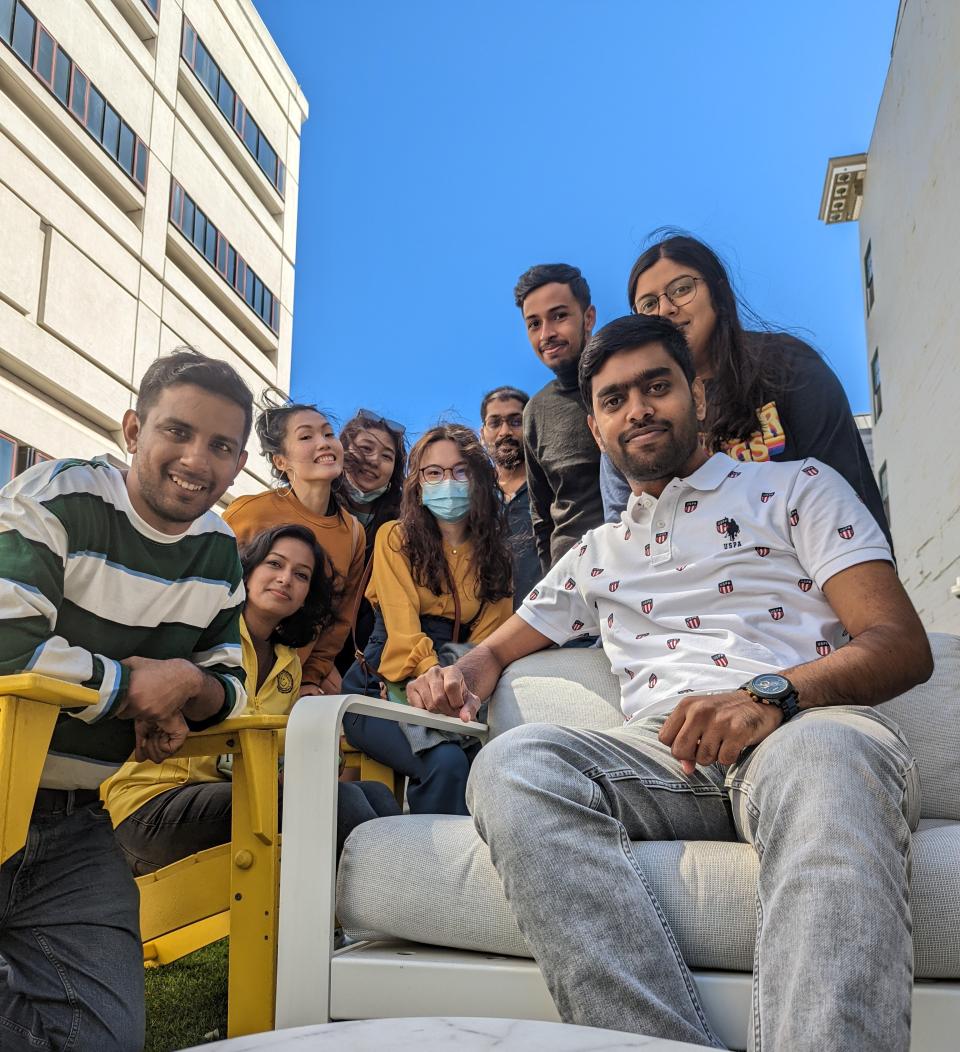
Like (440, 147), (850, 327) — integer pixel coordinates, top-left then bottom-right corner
(338, 816), (960, 979)
(877, 633), (960, 820)
(490, 633), (960, 820)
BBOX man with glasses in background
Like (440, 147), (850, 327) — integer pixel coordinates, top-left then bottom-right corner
(480, 386), (539, 608)
(514, 263), (605, 574)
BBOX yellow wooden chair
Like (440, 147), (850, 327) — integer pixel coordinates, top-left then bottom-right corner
(0, 674), (285, 1037)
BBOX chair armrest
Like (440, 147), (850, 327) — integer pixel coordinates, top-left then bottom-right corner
(275, 694), (485, 1027)
(0, 673), (98, 709)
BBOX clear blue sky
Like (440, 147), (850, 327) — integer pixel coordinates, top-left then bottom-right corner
(253, 0), (898, 437)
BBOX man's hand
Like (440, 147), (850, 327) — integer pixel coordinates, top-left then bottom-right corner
(659, 691), (783, 775)
(134, 712), (189, 763)
(406, 664), (483, 723)
(118, 656), (203, 722)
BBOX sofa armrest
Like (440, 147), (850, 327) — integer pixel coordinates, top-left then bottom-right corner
(275, 694), (486, 1027)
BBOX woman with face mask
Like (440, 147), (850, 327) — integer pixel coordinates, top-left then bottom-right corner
(340, 424), (513, 815)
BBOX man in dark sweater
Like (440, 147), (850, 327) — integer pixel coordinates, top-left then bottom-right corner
(514, 263), (604, 573)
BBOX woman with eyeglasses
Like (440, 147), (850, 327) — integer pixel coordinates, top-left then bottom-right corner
(102, 524), (401, 873)
(340, 423), (513, 815)
(223, 396), (366, 696)
(601, 232), (890, 545)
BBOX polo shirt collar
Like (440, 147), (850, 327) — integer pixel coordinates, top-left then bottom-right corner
(623, 453), (736, 522)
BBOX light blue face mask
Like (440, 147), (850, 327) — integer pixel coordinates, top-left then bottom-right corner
(421, 479), (471, 523)
(344, 478), (389, 505)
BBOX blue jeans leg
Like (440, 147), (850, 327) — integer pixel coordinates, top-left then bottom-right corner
(0, 801), (144, 1052)
(342, 713), (476, 815)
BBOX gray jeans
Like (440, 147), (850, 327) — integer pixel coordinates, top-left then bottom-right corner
(467, 706), (920, 1051)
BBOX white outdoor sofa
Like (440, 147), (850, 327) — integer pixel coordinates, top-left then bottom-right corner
(275, 633), (960, 1050)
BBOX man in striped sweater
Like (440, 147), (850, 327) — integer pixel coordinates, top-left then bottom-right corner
(0, 350), (252, 1051)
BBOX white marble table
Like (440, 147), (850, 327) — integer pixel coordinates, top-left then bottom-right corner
(189, 1017), (712, 1050)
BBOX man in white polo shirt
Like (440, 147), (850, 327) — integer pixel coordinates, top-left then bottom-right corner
(406, 314), (932, 1051)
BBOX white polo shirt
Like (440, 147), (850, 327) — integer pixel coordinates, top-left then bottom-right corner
(517, 452), (892, 722)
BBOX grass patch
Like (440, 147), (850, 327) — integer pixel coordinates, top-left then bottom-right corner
(144, 939), (228, 1052)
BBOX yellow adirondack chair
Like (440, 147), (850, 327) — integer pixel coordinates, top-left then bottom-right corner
(0, 674), (285, 1037)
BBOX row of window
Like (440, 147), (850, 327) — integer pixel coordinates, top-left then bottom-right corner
(0, 0), (148, 190)
(0, 432), (50, 484)
(140, 0), (159, 19)
(181, 17), (285, 197)
(170, 180), (280, 335)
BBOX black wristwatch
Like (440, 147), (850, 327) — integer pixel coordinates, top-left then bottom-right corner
(740, 673), (800, 721)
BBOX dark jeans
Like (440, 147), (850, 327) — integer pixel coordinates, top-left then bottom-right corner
(114, 779), (401, 874)
(342, 713), (480, 815)
(0, 793), (144, 1051)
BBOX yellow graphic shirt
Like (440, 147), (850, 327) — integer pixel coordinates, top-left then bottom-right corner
(722, 402), (787, 463)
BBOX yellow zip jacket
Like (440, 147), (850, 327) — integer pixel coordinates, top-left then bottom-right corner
(101, 618), (300, 828)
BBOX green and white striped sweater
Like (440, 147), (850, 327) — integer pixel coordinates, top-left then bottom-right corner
(0, 456), (247, 789)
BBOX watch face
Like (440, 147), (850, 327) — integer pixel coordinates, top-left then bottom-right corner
(752, 674), (790, 697)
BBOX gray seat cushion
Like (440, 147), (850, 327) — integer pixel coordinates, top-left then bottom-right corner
(338, 815), (960, 979)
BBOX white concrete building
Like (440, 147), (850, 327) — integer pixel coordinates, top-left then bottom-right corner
(0, 0), (307, 497)
(820, 0), (960, 633)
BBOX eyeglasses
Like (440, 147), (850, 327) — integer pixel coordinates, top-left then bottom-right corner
(419, 464), (469, 485)
(634, 275), (704, 316)
(483, 414), (524, 432)
(356, 408), (406, 434)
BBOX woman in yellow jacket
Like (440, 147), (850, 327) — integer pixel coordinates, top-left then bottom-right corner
(341, 424), (514, 816)
(102, 524), (399, 873)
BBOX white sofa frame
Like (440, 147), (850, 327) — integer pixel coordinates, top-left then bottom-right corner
(275, 694), (960, 1051)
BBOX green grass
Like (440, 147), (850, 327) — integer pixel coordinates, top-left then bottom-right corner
(144, 940), (229, 1052)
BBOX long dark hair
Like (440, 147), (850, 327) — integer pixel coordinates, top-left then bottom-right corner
(339, 412), (407, 546)
(396, 424), (512, 604)
(626, 232), (788, 449)
(239, 524), (342, 648)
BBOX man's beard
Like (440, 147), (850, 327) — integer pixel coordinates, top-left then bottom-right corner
(607, 413), (700, 485)
(541, 332), (585, 387)
(493, 436), (524, 471)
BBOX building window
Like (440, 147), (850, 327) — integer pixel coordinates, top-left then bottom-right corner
(0, 431), (51, 483)
(139, 0), (159, 20)
(0, 1), (148, 190)
(169, 179), (280, 335)
(864, 240), (875, 315)
(180, 17), (285, 197)
(878, 461), (890, 528)
(871, 349), (882, 420)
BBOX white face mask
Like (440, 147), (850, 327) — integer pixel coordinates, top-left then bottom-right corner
(344, 478), (389, 504)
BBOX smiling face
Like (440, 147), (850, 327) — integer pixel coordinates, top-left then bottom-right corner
(345, 425), (397, 493)
(587, 343), (707, 488)
(631, 258), (717, 372)
(244, 536), (315, 624)
(122, 383), (248, 535)
(521, 282), (596, 375)
(272, 410), (343, 487)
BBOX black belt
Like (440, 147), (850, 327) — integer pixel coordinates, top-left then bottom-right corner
(32, 788), (101, 815)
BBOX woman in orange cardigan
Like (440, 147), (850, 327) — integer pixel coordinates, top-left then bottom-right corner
(224, 398), (365, 695)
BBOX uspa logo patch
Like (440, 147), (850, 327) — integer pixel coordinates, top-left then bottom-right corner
(769, 606), (784, 621)
(277, 670), (295, 694)
(716, 518), (730, 534)
(606, 613), (614, 628)
(563, 578), (576, 590)
(718, 579), (734, 595)
(755, 546), (770, 557)
(816, 640), (832, 656)
(578, 544), (588, 557)
(760, 491), (775, 503)
(609, 580), (620, 592)
(644, 544), (651, 557)
(625, 668), (636, 679)
(798, 578), (813, 592)
(571, 620), (584, 632)
(728, 470), (742, 478)
(590, 567), (603, 577)
(666, 638), (679, 650)
(528, 588), (539, 600)
(641, 598), (654, 614)
(655, 531), (668, 544)
(684, 615), (701, 629)
(624, 528), (632, 541)
(789, 508), (799, 527)
(712, 653), (728, 667)
(648, 673), (658, 688)
(684, 500), (698, 513)
(803, 465), (819, 476)
(837, 524), (855, 540)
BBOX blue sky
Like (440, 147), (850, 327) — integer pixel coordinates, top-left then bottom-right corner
(254, 1), (898, 437)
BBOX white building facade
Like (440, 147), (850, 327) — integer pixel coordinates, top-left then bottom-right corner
(0, 0), (307, 496)
(822, 0), (960, 633)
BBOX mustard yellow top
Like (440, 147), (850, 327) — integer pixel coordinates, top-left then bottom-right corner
(101, 619), (300, 828)
(368, 521), (513, 682)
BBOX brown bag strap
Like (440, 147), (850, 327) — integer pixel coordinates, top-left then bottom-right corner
(351, 554), (375, 667)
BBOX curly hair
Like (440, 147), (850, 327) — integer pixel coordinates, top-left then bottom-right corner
(339, 412), (407, 543)
(239, 524), (343, 649)
(397, 424), (512, 604)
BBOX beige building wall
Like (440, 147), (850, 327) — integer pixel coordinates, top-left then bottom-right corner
(0, 0), (307, 497)
(857, 0), (960, 632)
